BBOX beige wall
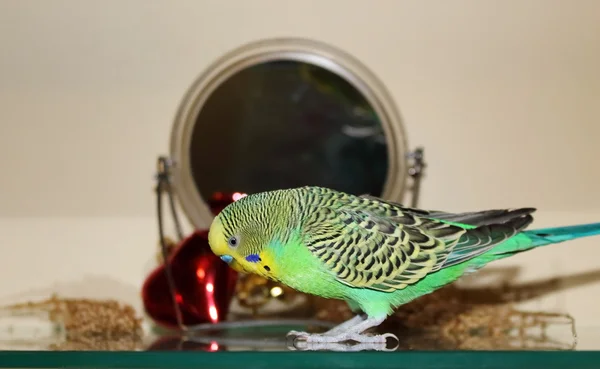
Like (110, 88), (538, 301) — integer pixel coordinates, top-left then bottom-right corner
(0, 0), (599, 346)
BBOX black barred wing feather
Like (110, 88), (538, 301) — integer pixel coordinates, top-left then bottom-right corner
(359, 194), (535, 228)
(301, 192), (535, 292)
(302, 205), (467, 292)
(441, 215), (533, 267)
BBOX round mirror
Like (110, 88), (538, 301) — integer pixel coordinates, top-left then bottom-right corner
(170, 38), (410, 228)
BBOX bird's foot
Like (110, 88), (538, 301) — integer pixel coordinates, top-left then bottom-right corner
(290, 341), (397, 352)
(322, 314), (366, 336)
(285, 315), (365, 339)
(287, 330), (397, 344)
(286, 315), (398, 351)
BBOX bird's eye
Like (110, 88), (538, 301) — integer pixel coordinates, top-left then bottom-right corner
(227, 236), (239, 247)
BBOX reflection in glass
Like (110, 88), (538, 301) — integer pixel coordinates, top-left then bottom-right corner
(0, 284), (584, 352)
(189, 60), (389, 200)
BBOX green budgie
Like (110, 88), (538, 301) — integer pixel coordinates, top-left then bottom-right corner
(208, 186), (600, 344)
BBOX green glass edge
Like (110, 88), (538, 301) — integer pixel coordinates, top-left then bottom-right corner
(0, 351), (599, 369)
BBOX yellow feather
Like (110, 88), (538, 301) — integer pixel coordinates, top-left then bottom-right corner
(207, 217), (228, 256)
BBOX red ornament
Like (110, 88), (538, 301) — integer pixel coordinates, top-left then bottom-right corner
(141, 192), (244, 329)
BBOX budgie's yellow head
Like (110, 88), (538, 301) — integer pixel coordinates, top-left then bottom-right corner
(208, 191), (286, 279)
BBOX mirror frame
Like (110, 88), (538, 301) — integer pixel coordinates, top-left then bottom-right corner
(169, 37), (410, 228)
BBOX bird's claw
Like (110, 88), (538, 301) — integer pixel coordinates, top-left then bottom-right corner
(286, 330), (308, 338)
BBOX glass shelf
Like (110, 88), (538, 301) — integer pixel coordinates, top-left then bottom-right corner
(0, 319), (599, 369)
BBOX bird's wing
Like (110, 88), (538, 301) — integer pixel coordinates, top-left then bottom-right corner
(359, 194), (535, 228)
(302, 195), (533, 292)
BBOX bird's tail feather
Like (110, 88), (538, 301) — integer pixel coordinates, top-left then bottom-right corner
(524, 222), (600, 247)
(489, 222), (600, 259)
(433, 221), (600, 289)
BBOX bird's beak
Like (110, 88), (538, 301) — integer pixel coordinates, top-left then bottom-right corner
(218, 255), (246, 273)
(220, 254), (233, 264)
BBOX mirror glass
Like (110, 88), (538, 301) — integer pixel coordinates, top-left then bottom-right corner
(189, 60), (389, 201)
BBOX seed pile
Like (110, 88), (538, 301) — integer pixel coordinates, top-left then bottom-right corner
(3, 295), (144, 351)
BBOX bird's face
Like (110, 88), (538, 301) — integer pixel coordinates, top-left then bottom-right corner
(208, 206), (270, 276)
